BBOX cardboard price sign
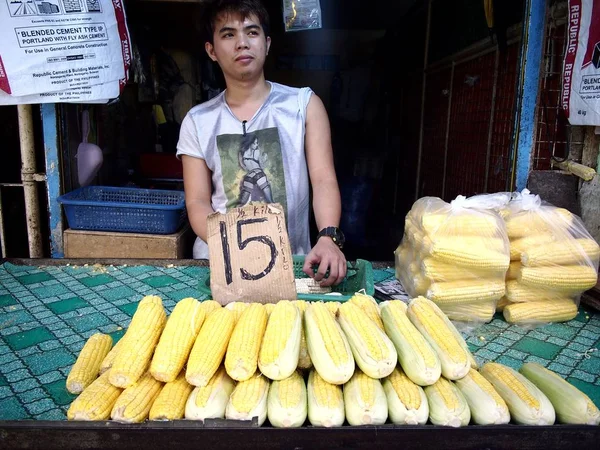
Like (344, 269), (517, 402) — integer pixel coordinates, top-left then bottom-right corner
(207, 203), (296, 305)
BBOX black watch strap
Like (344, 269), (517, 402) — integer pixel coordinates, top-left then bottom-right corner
(317, 226), (345, 249)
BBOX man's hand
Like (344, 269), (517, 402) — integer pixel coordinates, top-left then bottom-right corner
(303, 237), (347, 287)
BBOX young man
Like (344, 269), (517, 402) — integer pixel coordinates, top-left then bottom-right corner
(176, 0), (346, 286)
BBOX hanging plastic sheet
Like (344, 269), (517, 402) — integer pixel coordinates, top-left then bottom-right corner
(283, 0), (322, 32)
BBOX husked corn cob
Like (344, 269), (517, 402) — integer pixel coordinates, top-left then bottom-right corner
(429, 238), (509, 271)
(380, 300), (440, 386)
(505, 280), (564, 303)
(506, 261), (521, 280)
(258, 300), (301, 380)
(185, 366), (235, 421)
(439, 300), (496, 323)
(66, 333), (112, 394)
(496, 296), (512, 312)
(407, 297), (471, 380)
(424, 377), (471, 427)
(67, 370), (122, 421)
(186, 307), (235, 387)
(510, 234), (557, 261)
(348, 292), (384, 330)
(412, 273), (430, 295)
(295, 277), (332, 294)
(225, 302), (250, 324)
(408, 228), (432, 253)
(337, 302), (397, 379)
(503, 299), (578, 325)
(522, 238), (600, 267)
(307, 369), (345, 427)
(199, 300), (221, 316)
(324, 301), (341, 316)
(264, 303), (276, 316)
(343, 369), (388, 426)
(111, 371), (164, 423)
(225, 373), (270, 425)
(225, 303), (268, 381)
(382, 367), (429, 425)
(420, 211), (500, 236)
(519, 265), (597, 293)
(109, 295), (167, 388)
(427, 279), (505, 305)
(519, 362), (600, 425)
(454, 368), (510, 425)
(99, 336), (125, 375)
(422, 257), (503, 282)
(150, 297), (205, 382)
(149, 371), (194, 420)
(304, 302), (354, 385)
(480, 362), (555, 425)
(506, 208), (573, 238)
(267, 371), (308, 428)
(292, 300), (312, 370)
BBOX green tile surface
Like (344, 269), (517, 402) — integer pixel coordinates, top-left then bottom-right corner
(0, 261), (597, 423)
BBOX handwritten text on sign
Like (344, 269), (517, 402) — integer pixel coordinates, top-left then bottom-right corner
(207, 203), (296, 305)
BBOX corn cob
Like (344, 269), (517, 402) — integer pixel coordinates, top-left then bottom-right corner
(292, 300), (312, 370)
(306, 369), (345, 427)
(510, 234), (557, 261)
(264, 303), (276, 316)
(519, 362), (600, 425)
(348, 292), (384, 330)
(439, 300), (496, 323)
(506, 261), (521, 280)
(406, 297), (471, 380)
(521, 238), (600, 267)
(337, 302), (397, 379)
(99, 336), (125, 375)
(225, 372), (270, 426)
(199, 300), (221, 316)
(408, 228), (432, 254)
(429, 238), (509, 271)
(150, 297), (205, 383)
(149, 371), (194, 420)
(382, 367), (429, 425)
(421, 212), (500, 236)
(427, 279), (505, 305)
(413, 273), (431, 295)
(505, 280), (565, 303)
(424, 377), (471, 427)
(519, 266), (597, 293)
(258, 300), (301, 381)
(454, 368), (510, 425)
(304, 301), (355, 385)
(422, 257), (503, 282)
(109, 295), (167, 388)
(186, 307), (235, 387)
(324, 301), (341, 316)
(343, 369), (388, 426)
(185, 366), (235, 421)
(503, 299), (578, 324)
(267, 371), (308, 428)
(480, 362), (555, 425)
(66, 333), (112, 394)
(506, 208), (573, 238)
(111, 371), (164, 423)
(225, 301), (250, 324)
(295, 277), (332, 294)
(225, 303), (268, 382)
(380, 300), (440, 386)
(496, 296), (512, 312)
(67, 370), (122, 421)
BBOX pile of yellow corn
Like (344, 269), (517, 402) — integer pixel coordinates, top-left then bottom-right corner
(65, 293), (599, 427)
(395, 196), (510, 323)
(500, 203), (599, 325)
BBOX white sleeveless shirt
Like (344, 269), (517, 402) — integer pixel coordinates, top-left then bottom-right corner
(176, 81), (313, 259)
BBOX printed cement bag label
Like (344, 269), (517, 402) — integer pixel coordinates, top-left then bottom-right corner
(562, 0), (600, 125)
(0, 0), (130, 98)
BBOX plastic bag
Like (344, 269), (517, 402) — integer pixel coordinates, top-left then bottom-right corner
(500, 189), (600, 329)
(395, 193), (511, 328)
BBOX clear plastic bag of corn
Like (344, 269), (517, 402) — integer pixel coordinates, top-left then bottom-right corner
(500, 188), (599, 328)
(394, 193), (511, 327)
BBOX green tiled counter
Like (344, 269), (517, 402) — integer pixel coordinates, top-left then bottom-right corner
(0, 259), (599, 445)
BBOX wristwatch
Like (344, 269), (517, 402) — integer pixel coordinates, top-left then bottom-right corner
(317, 226), (345, 249)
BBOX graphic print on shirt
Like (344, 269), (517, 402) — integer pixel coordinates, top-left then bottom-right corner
(216, 127), (287, 211)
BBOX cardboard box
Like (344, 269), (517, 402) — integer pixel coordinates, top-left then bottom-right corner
(63, 224), (195, 259)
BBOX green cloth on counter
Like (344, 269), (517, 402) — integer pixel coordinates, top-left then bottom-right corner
(0, 262), (598, 421)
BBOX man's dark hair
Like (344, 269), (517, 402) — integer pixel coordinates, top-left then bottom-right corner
(201, 0), (271, 45)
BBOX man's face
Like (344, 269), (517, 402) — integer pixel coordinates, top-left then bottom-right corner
(205, 13), (271, 82)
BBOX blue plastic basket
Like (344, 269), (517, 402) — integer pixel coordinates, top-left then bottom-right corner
(57, 186), (187, 234)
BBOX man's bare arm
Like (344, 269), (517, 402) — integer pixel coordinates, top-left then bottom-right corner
(181, 155), (214, 242)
